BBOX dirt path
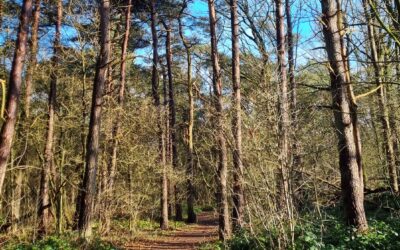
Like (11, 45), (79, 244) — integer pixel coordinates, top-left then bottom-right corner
(125, 212), (218, 250)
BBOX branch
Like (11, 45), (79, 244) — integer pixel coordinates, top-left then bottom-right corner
(355, 84), (382, 100)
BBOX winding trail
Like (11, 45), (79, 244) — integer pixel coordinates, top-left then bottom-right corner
(125, 212), (218, 250)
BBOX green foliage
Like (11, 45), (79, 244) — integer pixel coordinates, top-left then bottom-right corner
(9, 235), (119, 250)
(227, 229), (275, 250)
(82, 237), (118, 250)
(199, 241), (224, 250)
(294, 217), (400, 250)
(11, 236), (73, 250)
(136, 220), (159, 231)
(226, 216), (400, 250)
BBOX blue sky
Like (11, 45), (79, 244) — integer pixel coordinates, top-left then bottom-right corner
(0, 0), (322, 71)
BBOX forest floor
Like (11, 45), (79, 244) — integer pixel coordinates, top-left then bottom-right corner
(124, 212), (218, 250)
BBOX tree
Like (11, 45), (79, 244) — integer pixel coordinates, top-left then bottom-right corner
(38, 0), (62, 237)
(150, 0), (169, 230)
(24, 0), (40, 119)
(77, 0), (111, 239)
(320, 0), (368, 231)
(230, 0), (244, 231)
(362, 0), (398, 193)
(178, 2), (197, 224)
(102, 0), (132, 234)
(285, 0), (301, 186)
(0, 0), (32, 196)
(208, 0), (231, 241)
(275, 0), (295, 244)
(162, 18), (182, 221)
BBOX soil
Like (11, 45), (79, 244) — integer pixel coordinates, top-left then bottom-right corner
(125, 212), (218, 250)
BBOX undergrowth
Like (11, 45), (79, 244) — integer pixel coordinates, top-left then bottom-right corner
(227, 193), (400, 250)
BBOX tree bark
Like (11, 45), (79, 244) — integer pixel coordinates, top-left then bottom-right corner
(275, 1), (295, 245)
(38, 0), (62, 237)
(363, 0), (398, 193)
(230, 0), (244, 232)
(207, 0), (231, 241)
(77, 0), (111, 239)
(12, 1), (40, 229)
(150, 0), (168, 230)
(102, 0), (132, 234)
(25, 0), (40, 118)
(0, 0), (32, 195)
(275, 0), (290, 210)
(162, 20), (182, 222)
(285, 0), (301, 183)
(320, 0), (368, 231)
(178, 10), (197, 224)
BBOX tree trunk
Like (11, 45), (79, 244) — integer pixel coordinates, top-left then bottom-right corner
(285, 0), (304, 212)
(0, 0), (32, 195)
(38, 0), (62, 237)
(230, 0), (244, 232)
(162, 20), (182, 222)
(102, 0), (132, 234)
(363, 0), (398, 193)
(150, 0), (168, 230)
(208, 0), (231, 241)
(77, 0), (111, 239)
(178, 12), (197, 224)
(275, 0), (291, 211)
(320, 0), (368, 231)
(275, 0), (295, 245)
(11, 1), (40, 232)
(161, 63), (173, 220)
(25, 0), (40, 118)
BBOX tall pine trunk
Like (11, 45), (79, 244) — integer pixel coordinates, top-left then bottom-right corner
(230, 0), (244, 231)
(208, 0), (231, 241)
(14, 1), (40, 226)
(0, 0), (32, 195)
(320, 0), (368, 231)
(103, 0), (132, 234)
(178, 12), (197, 224)
(77, 0), (111, 239)
(150, 0), (168, 230)
(162, 20), (182, 221)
